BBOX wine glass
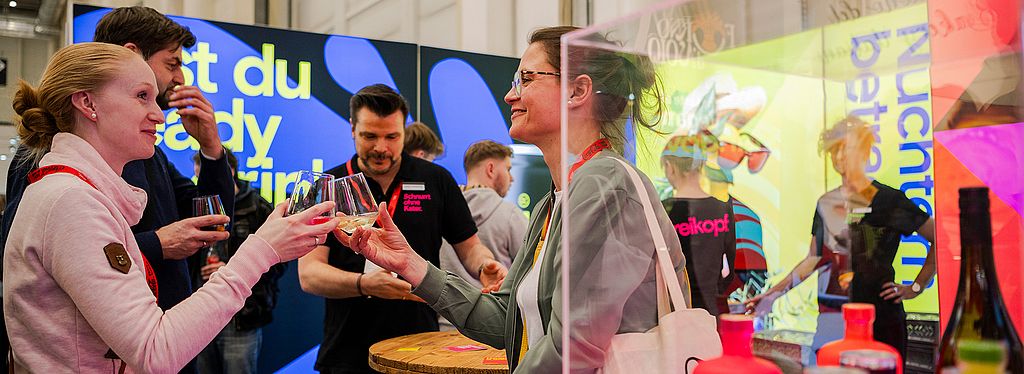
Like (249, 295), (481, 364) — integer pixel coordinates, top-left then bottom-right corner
(193, 195), (227, 264)
(286, 170), (336, 224)
(334, 173), (379, 234)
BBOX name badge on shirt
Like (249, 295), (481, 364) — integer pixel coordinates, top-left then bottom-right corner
(402, 182), (425, 191)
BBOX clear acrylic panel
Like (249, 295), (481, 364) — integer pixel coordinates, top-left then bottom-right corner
(558, 0), (1024, 372)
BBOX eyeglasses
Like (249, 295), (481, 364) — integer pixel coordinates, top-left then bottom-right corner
(718, 133), (771, 173)
(511, 70), (560, 98)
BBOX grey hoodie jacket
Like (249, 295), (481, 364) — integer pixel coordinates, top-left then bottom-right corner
(439, 187), (528, 288)
(414, 151), (690, 373)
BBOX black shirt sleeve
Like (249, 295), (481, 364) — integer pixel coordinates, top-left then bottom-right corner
(437, 168), (477, 245)
(1, 146), (36, 279)
(865, 182), (930, 236)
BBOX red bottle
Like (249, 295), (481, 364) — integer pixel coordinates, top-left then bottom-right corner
(817, 303), (902, 374)
(693, 315), (781, 374)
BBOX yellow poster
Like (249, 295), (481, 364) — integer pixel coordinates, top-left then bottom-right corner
(639, 3), (935, 333)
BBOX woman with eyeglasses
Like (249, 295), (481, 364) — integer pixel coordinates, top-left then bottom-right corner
(746, 116), (937, 358)
(335, 26), (690, 372)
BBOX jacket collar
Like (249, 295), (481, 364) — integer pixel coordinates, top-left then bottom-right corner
(39, 133), (148, 225)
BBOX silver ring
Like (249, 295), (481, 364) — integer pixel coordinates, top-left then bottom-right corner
(313, 236), (320, 247)
(893, 286), (898, 294)
(202, 241), (208, 247)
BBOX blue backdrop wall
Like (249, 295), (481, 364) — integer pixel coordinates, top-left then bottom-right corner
(71, 5), (543, 373)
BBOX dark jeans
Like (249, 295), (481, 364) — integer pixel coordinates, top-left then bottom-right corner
(874, 302), (908, 358)
(197, 320), (261, 374)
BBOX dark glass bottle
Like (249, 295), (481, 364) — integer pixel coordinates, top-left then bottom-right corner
(937, 187), (1023, 373)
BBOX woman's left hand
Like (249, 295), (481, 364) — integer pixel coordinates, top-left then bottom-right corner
(880, 282), (919, 303)
(334, 202), (430, 286)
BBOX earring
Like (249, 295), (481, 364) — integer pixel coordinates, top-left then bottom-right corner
(567, 100), (572, 104)
(90, 112), (97, 119)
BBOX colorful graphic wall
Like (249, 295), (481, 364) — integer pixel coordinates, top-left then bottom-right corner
(72, 5), (525, 372)
(636, 4), (937, 332)
(926, 0), (1024, 333)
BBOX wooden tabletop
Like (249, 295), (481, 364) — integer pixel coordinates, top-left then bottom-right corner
(368, 331), (509, 374)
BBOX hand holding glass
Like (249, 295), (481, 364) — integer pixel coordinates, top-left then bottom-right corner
(287, 171), (337, 225)
(334, 173), (379, 234)
(193, 195), (227, 264)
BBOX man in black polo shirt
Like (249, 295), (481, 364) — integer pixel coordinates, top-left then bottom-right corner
(298, 84), (507, 373)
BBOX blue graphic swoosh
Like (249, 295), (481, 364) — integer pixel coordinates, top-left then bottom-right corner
(429, 58), (511, 183)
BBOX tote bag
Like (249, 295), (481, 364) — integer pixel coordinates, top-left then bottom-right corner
(600, 157), (723, 374)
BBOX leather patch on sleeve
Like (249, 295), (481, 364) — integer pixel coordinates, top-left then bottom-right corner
(103, 243), (132, 274)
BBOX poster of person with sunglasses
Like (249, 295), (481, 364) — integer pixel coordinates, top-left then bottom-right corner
(633, 5), (941, 365)
(636, 69), (828, 334)
(702, 84), (771, 315)
(669, 74), (772, 318)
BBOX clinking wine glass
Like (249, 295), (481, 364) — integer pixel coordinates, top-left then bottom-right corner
(334, 173), (379, 234)
(193, 195), (227, 264)
(286, 170), (336, 224)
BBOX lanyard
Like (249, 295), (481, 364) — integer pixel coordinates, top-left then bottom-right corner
(386, 188), (400, 217)
(28, 165), (98, 189)
(345, 160), (400, 218)
(568, 138), (611, 184)
(532, 205), (553, 264)
(518, 197), (554, 361)
(28, 165), (159, 300)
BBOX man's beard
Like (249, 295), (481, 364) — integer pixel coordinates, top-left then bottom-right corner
(360, 152), (399, 175)
(156, 87), (173, 110)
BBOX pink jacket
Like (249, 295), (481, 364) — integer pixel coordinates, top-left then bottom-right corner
(3, 133), (280, 373)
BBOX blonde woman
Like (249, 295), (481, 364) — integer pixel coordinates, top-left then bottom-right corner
(4, 42), (338, 373)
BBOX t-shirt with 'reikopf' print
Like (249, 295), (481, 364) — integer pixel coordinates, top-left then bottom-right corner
(662, 196), (737, 316)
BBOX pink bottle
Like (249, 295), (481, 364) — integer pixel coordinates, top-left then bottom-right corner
(693, 315), (782, 374)
(816, 303), (903, 374)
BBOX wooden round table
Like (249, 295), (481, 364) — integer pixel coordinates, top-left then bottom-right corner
(369, 331), (509, 374)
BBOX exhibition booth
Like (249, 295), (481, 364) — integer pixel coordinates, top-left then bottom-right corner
(60, 0), (1024, 372)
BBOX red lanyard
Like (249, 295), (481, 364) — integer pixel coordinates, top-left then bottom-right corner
(28, 165), (98, 189)
(345, 160), (400, 217)
(568, 138), (611, 184)
(28, 165), (159, 300)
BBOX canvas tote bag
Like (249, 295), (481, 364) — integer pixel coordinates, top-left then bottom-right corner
(600, 157), (723, 374)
